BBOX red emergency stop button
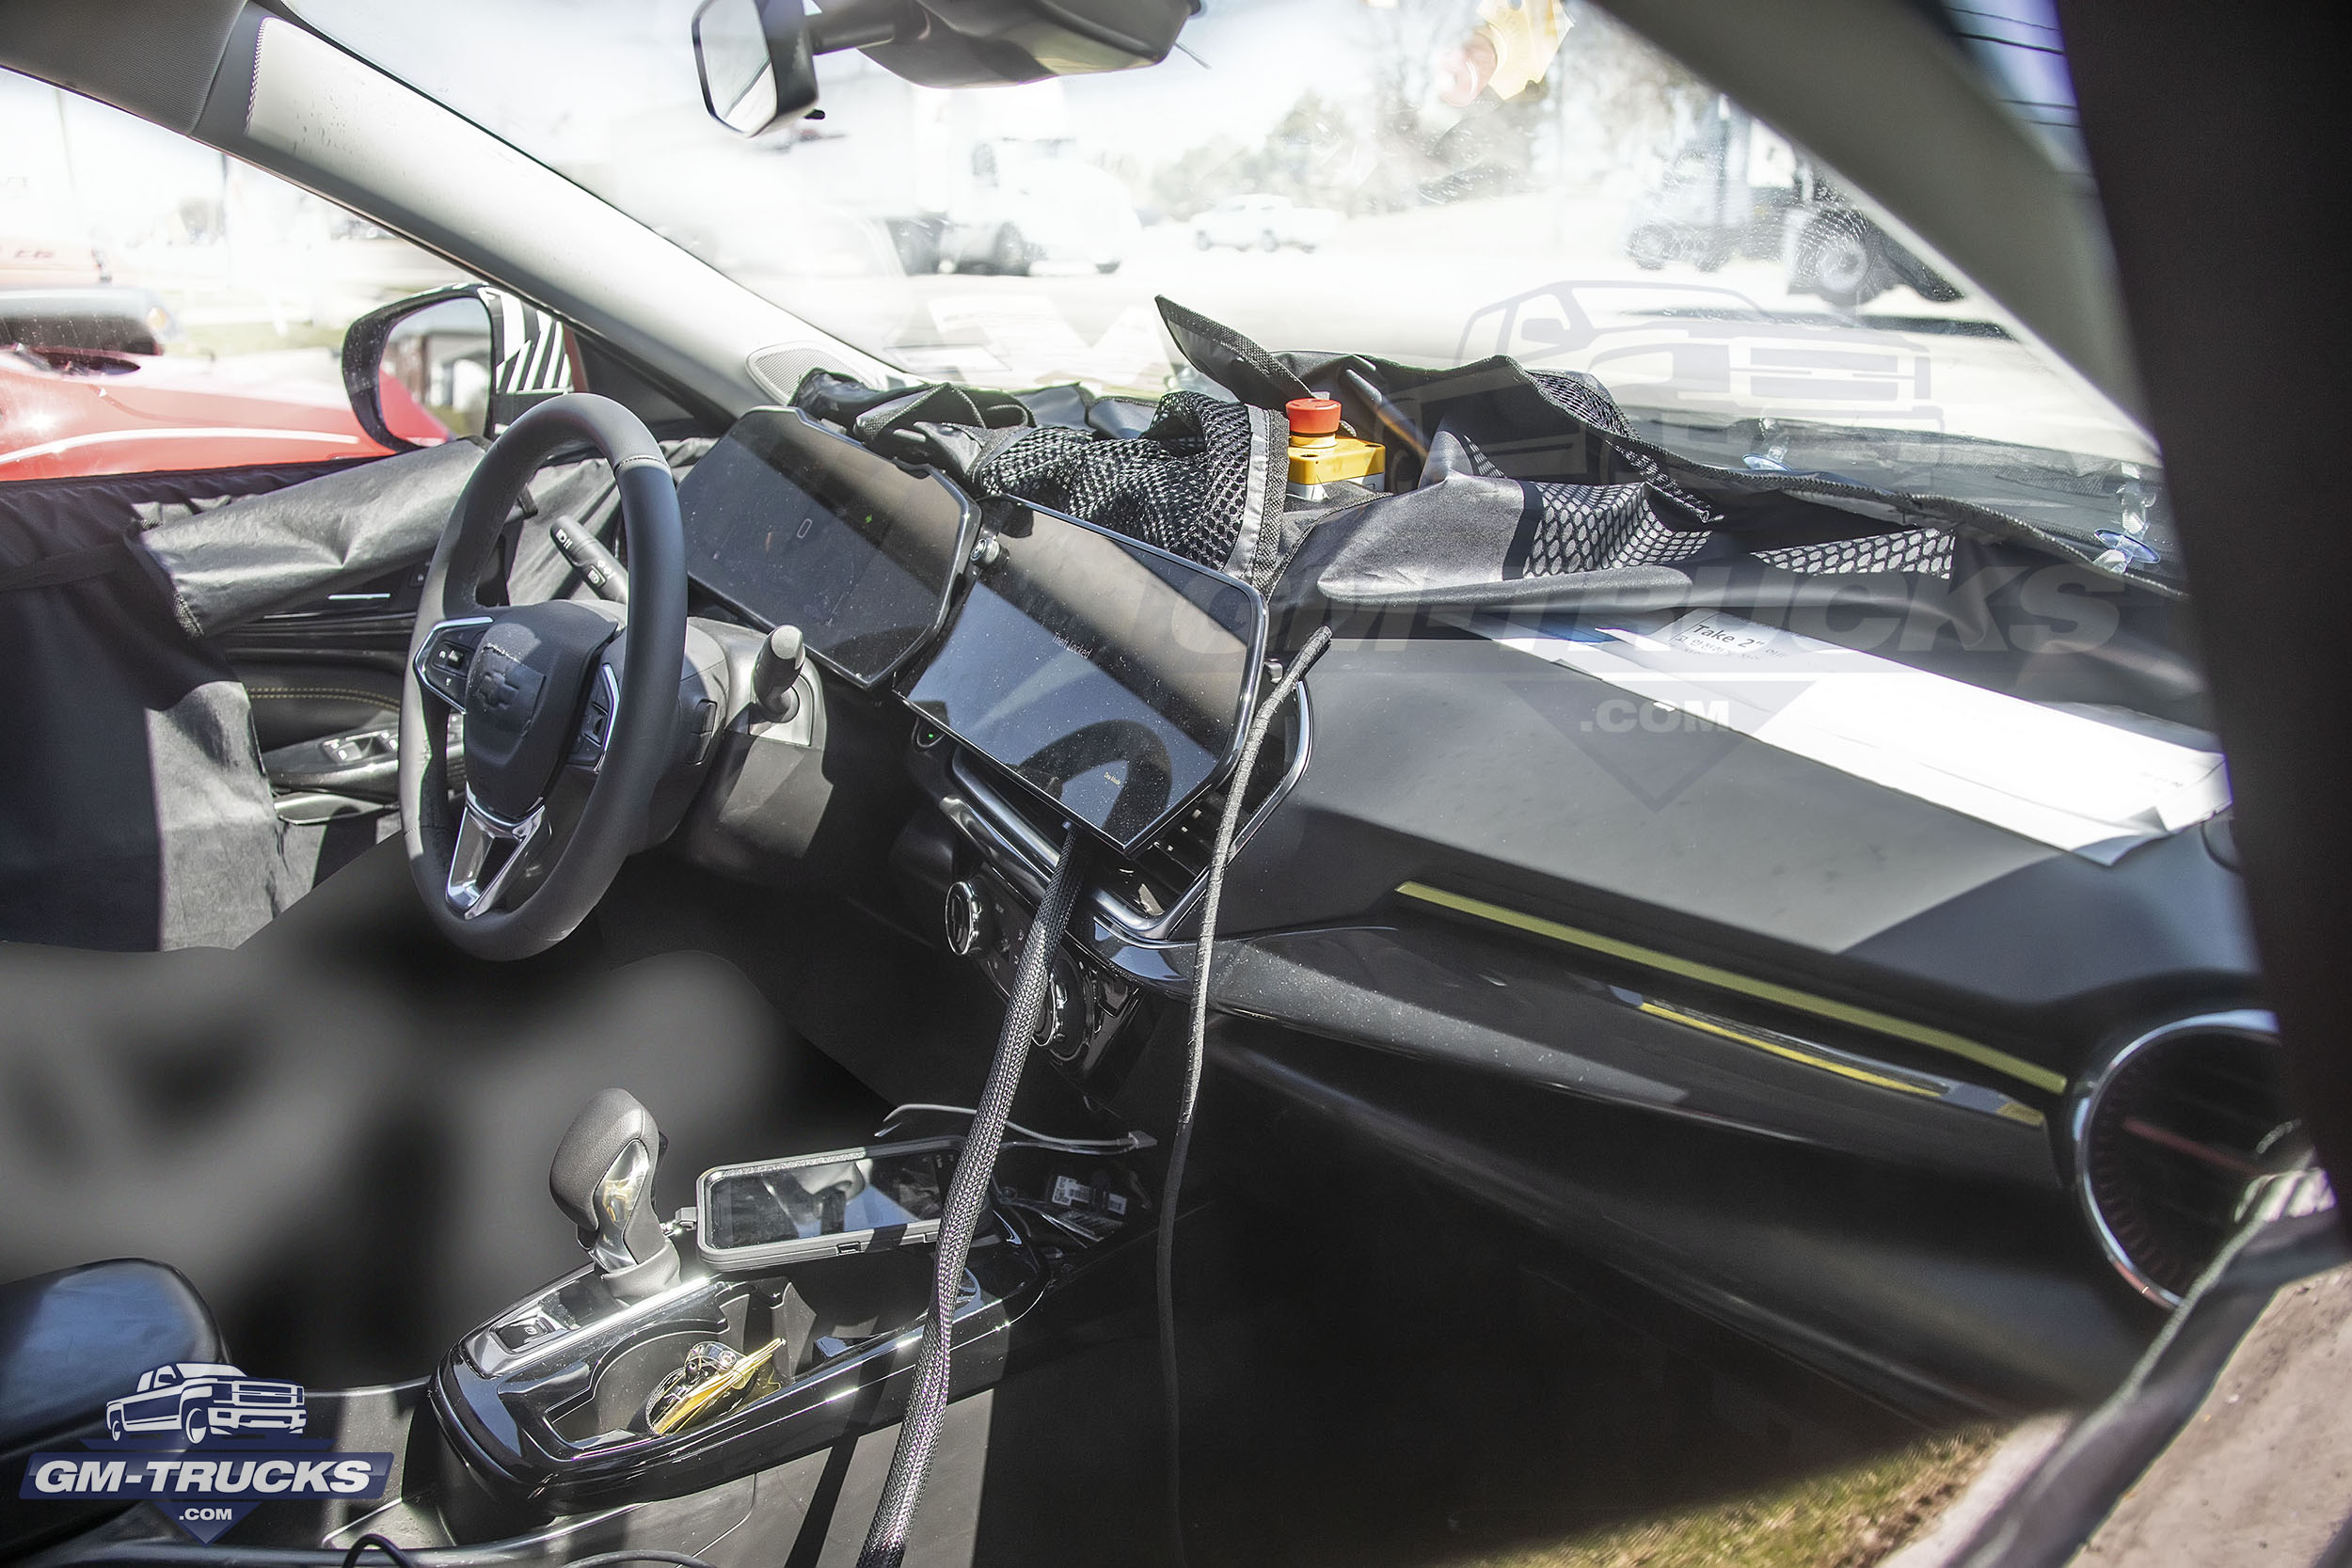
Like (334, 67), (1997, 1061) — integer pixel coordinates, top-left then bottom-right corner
(1285, 397), (1343, 436)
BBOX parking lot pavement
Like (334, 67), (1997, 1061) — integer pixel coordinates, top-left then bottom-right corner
(2072, 1264), (2352, 1568)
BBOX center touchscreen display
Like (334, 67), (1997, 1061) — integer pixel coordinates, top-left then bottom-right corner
(678, 409), (971, 687)
(904, 508), (1263, 852)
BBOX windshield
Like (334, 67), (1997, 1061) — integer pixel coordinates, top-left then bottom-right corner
(293, 0), (2160, 538)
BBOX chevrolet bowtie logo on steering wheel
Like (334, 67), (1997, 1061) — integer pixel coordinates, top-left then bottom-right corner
(467, 644), (545, 721)
(479, 668), (524, 712)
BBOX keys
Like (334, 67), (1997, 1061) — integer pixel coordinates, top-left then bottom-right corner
(644, 1337), (786, 1436)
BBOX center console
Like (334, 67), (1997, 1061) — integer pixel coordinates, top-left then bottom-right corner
(428, 1094), (1151, 1517)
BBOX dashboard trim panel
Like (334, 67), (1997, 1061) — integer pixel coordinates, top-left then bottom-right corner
(1636, 1000), (2046, 1128)
(1397, 880), (2068, 1096)
(1207, 922), (2062, 1189)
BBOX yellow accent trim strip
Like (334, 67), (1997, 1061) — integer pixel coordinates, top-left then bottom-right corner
(1637, 1002), (1937, 1097)
(1396, 881), (2068, 1095)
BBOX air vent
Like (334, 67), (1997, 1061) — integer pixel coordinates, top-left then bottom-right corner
(1136, 794), (1223, 894)
(2071, 1010), (2302, 1306)
(1129, 694), (1304, 902)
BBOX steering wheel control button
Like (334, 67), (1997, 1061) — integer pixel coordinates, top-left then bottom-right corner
(415, 616), (493, 707)
(944, 879), (993, 957)
(568, 666), (620, 768)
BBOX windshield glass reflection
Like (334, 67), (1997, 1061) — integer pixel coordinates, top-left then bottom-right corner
(289, 0), (2153, 488)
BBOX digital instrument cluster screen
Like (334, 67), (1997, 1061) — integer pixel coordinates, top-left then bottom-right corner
(678, 410), (971, 686)
(904, 507), (1263, 853)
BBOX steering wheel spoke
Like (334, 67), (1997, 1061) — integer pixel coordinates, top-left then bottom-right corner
(447, 792), (549, 919)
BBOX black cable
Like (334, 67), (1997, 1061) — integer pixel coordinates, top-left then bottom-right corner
(877, 1102), (1152, 1153)
(856, 826), (1092, 1568)
(340, 1538), (418, 1568)
(1157, 626), (1333, 1566)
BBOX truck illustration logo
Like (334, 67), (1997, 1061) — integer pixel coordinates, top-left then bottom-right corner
(26, 1363), (379, 1542)
(102, 1362), (306, 1445)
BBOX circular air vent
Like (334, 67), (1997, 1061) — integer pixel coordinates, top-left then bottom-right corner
(2071, 1010), (2303, 1306)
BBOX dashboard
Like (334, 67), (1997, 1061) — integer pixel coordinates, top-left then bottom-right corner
(672, 404), (2279, 1418)
(679, 409), (1264, 854)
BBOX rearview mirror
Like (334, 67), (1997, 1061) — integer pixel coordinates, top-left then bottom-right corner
(692, 0), (817, 136)
(691, 0), (1191, 128)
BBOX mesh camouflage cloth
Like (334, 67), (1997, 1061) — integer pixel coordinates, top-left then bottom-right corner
(1752, 531), (1957, 577)
(1507, 475), (1950, 579)
(796, 298), (1970, 607)
(1516, 481), (1710, 577)
(1427, 423), (1948, 580)
(968, 391), (1277, 578)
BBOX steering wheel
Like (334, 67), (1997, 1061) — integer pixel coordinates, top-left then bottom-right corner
(400, 394), (686, 959)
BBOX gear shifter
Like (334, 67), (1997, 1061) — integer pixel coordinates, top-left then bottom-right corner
(549, 1088), (680, 1301)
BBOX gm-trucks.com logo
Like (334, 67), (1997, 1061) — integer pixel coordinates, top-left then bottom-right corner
(18, 1363), (390, 1542)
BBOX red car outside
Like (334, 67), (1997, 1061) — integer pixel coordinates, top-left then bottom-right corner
(0, 341), (449, 481)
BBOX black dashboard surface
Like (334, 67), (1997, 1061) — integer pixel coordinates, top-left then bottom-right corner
(679, 406), (2252, 1074)
(904, 506), (1263, 853)
(678, 409), (970, 686)
(1212, 634), (2257, 1075)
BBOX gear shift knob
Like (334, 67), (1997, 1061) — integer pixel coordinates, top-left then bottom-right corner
(549, 1088), (679, 1300)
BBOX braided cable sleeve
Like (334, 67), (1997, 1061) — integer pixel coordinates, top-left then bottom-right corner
(1157, 625), (1335, 1565)
(856, 826), (1091, 1568)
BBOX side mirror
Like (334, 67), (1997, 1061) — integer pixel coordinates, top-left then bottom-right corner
(692, 0), (818, 136)
(342, 285), (573, 453)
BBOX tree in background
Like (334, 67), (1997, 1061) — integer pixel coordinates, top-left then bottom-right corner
(1144, 0), (1704, 225)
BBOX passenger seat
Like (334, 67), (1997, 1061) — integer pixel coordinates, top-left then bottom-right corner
(0, 1260), (222, 1556)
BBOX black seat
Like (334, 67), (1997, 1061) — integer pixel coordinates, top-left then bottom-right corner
(0, 1259), (221, 1556)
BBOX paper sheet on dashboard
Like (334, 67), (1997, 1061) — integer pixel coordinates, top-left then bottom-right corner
(1464, 608), (2231, 860)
